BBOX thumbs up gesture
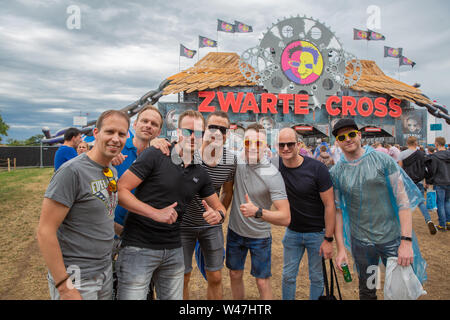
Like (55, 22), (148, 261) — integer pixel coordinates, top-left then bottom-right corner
(157, 202), (178, 224)
(240, 194), (258, 218)
(202, 200), (222, 225)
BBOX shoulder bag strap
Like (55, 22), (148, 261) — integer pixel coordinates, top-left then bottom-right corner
(330, 259), (343, 300)
(322, 257), (330, 297)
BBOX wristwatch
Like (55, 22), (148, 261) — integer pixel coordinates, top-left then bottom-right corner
(218, 210), (225, 224)
(255, 208), (263, 218)
(401, 236), (412, 242)
(324, 236), (334, 243)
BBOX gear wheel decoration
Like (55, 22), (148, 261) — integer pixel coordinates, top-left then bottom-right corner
(239, 15), (362, 109)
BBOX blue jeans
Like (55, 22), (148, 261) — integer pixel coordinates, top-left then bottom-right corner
(225, 228), (272, 279)
(117, 246), (184, 300)
(416, 183), (431, 222)
(281, 228), (324, 300)
(351, 237), (400, 300)
(48, 263), (113, 300)
(435, 185), (450, 227)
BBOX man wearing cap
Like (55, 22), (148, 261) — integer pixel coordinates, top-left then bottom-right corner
(330, 118), (427, 300)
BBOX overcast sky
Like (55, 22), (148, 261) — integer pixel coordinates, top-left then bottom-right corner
(1, 0), (449, 141)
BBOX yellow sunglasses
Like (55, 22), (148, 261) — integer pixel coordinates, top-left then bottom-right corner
(336, 130), (359, 142)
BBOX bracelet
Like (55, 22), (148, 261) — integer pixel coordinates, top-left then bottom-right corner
(55, 273), (72, 289)
(400, 236), (412, 242)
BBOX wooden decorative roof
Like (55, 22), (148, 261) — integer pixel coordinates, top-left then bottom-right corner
(163, 52), (433, 106)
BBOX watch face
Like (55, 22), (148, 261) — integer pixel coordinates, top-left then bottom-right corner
(255, 208), (263, 218)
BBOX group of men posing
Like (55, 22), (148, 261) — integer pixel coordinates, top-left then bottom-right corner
(38, 107), (429, 301)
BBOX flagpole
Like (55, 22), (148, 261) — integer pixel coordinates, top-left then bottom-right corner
(217, 30), (219, 53)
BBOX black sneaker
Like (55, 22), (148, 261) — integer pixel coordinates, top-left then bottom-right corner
(427, 221), (437, 235)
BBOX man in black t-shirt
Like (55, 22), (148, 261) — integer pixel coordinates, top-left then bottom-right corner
(116, 110), (226, 300)
(276, 127), (338, 300)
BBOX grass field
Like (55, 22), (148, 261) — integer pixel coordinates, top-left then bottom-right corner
(0, 168), (448, 300)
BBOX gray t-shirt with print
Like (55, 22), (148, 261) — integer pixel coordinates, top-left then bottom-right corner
(228, 158), (287, 239)
(44, 153), (118, 278)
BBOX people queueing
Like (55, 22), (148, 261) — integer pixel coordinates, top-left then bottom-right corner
(54, 127), (82, 171)
(425, 136), (450, 231)
(116, 110), (226, 300)
(226, 123), (290, 300)
(276, 128), (338, 300)
(330, 118), (427, 300)
(37, 110), (130, 300)
(181, 111), (237, 300)
(398, 136), (437, 234)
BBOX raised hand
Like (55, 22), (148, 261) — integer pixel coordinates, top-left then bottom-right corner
(239, 194), (258, 218)
(202, 200), (221, 225)
(157, 202), (178, 224)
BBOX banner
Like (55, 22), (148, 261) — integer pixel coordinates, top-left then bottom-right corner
(199, 35), (217, 48)
(180, 44), (196, 58)
(353, 28), (369, 40)
(399, 56), (416, 67)
(368, 29), (386, 40)
(234, 20), (253, 33)
(217, 19), (235, 33)
(384, 46), (402, 58)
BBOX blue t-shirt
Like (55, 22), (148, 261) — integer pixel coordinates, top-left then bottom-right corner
(54, 145), (78, 171)
(278, 156), (333, 233)
(114, 137), (138, 226)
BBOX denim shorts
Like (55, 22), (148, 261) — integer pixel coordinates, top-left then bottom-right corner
(225, 228), (272, 279)
(181, 226), (224, 274)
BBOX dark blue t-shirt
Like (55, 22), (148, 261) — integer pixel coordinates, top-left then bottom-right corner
(278, 156), (333, 233)
(54, 145), (78, 171)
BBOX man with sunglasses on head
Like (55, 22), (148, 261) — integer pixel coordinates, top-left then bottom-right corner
(226, 123), (290, 300)
(37, 110), (130, 300)
(181, 111), (237, 300)
(116, 109), (226, 300)
(276, 127), (338, 300)
(330, 118), (427, 300)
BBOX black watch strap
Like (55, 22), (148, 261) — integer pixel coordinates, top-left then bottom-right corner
(218, 210), (225, 223)
(401, 236), (412, 242)
(255, 208), (263, 218)
(324, 236), (334, 242)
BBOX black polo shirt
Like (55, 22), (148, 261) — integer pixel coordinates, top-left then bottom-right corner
(121, 146), (215, 250)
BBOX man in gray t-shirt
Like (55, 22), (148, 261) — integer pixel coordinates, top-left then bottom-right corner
(37, 110), (129, 300)
(226, 123), (290, 300)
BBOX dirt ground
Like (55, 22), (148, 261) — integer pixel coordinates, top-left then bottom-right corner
(0, 168), (448, 300)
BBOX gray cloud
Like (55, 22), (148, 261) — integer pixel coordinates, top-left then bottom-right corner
(1, 0), (449, 140)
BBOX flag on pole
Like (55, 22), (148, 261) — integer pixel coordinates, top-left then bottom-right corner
(217, 19), (235, 33)
(353, 28), (369, 40)
(234, 21), (253, 33)
(368, 29), (386, 41)
(199, 35), (217, 48)
(399, 56), (416, 68)
(384, 46), (402, 58)
(180, 44), (196, 58)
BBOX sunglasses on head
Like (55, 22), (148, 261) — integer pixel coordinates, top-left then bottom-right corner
(103, 167), (117, 193)
(336, 130), (359, 142)
(207, 124), (228, 135)
(181, 128), (204, 138)
(244, 139), (266, 148)
(278, 142), (297, 149)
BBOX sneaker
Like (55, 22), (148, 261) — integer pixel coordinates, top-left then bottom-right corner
(427, 221), (437, 235)
(436, 225), (446, 232)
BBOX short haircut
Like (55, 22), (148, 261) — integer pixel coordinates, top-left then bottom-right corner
(435, 136), (446, 147)
(245, 123), (266, 136)
(64, 127), (81, 142)
(178, 109), (205, 129)
(280, 127), (299, 142)
(136, 105), (163, 128)
(96, 110), (130, 131)
(206, 110), (230, 126)
(406, 136), (417, 146)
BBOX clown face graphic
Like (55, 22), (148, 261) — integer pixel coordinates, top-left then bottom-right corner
(281, 40), (323, 85)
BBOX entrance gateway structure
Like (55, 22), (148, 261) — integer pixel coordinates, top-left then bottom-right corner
(42, 16), (448, 147)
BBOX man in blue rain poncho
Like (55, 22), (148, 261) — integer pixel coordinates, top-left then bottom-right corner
(330, 119), (427, 300)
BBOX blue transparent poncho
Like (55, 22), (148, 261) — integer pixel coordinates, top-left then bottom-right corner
(330, 146), (427, 283)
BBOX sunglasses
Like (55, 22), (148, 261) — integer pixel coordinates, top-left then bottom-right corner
(207, 124), (228, 135)
(278, 142), (297, 149)
(103, 167), (117, 193)
(336, 130), (359, 142)
(244, 139), (266, 148)
(181, 128), (204, 138)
